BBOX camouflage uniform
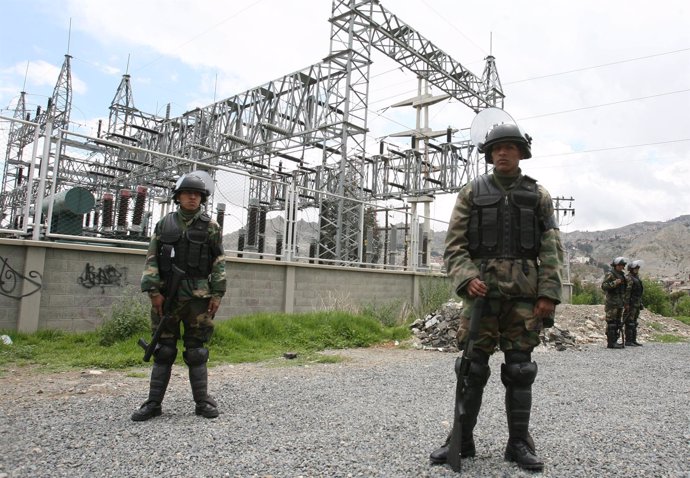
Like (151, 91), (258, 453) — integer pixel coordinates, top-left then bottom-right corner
(133, 202), (226, 422)
(444, 171), (563, 353)
(141, 208), (226, 343)
(601, 268), (626, 348)
(623, 270), (644, 346)
(430, 168), (563, 470)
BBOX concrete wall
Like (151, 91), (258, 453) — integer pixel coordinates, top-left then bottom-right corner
(0, 239), (438, 332)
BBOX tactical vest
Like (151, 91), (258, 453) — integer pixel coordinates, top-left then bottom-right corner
(158, 212), (213, 280)
(467, 175), (542, 259)
(629, 275), (643, 301)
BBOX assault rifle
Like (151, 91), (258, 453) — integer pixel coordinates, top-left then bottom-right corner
(447, 262), (487, 473)
(138, 264), (185, 362)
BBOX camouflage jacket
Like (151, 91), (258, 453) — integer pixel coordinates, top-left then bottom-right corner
(444, 171), (564, 303)
(624, 272), (643, 307)
(140, 209), (226, 300)
(601, 269), (627, 307)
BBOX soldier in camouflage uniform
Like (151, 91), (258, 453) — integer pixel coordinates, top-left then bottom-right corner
(601, 257), (627, 349)
(623, 260), (644, 346)
(132, 172), (226, 421)
(430, 123), (563, 472)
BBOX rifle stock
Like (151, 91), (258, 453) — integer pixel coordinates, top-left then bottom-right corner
(138, 264), (185, 362)
(446, 262), (486, 472)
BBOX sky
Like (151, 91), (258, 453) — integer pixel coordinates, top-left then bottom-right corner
(1, 0), (689, 234)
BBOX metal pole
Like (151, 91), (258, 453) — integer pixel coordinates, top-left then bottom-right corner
(32, 115), (53, 240)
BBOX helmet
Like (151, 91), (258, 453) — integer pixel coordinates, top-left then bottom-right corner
(611, 256), (627, 266)
(478, 123), (532, 163)
(173, 173), (209, 204)
(627, 260), (642, 270)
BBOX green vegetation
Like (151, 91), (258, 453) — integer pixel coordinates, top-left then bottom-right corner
(651, 334), (686, 343)
(97, 288), (150, 346)
(571, 279), (604, 305)
(641, 279), (673, 316)
(672, 295), (690, 318)
(648, 322), (664, 331)
(0, 310), (411, 373)
(417, 276), (454, 316)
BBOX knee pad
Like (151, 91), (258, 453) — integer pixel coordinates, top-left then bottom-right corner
(153, 339), (178, 365)
(467, 360), (491, 387)
(501, 361), (538, 387)
(183, 347), (209, 366)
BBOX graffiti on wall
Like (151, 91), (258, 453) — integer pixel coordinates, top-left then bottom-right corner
(78, 263), (129, 292)
(0, 256), (43, 299)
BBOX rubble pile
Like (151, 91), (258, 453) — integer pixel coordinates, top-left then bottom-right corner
(410, 303), (690, 352)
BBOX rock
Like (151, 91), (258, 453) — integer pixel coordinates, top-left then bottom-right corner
(411, 302), (690, 352)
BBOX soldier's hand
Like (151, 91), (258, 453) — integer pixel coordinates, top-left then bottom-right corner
(466, 278), (487, 298)
(207, 296), (221, 317)
(534, 297), (555, 320)
(615, 279), (622, 285)
(150, 294), (165, 317)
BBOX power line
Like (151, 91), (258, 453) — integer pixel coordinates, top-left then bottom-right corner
(519, 88), (690, 120)
(505, 47), (690, 84)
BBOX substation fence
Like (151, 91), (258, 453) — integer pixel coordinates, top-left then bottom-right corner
(0, 115), (449, 273)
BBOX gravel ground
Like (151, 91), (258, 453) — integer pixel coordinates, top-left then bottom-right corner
(0, 343), (689, 478)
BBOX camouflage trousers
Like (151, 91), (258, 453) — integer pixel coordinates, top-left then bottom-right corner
(605, 305), (624, 324)
(623, 305), (641, 326)
(151, 298), (215, 344)
(456, 296), (541, 355)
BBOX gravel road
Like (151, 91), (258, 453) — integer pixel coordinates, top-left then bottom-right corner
(0, 343), (688, 477)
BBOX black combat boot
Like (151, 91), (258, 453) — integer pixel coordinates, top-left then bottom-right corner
(606, 322), (623, 349)
(624, 323), (635, 347)
(502, 352), (544, 472)
(430, 353), (491, 465)
(631, 326), (643, 346)
(185, 347), (219, 418)
(132, 341), (177, 422)
(131, 362), (172, 421)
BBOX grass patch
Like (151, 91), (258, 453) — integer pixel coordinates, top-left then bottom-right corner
(0, 311), (410, 373)
(674, 316), (690, 326)
(648, 322), (664, 331)
(650, 334), (687, 343)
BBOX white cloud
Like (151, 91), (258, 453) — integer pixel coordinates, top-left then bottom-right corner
(3, 0), (689, 232)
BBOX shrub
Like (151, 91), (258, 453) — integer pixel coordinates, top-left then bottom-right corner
(418, 277), (454, 317)
(642, 279), (672, 316)
(673, 295), (690, 317)
(571, 279), (604, 305)
(98, 291), (150, 346)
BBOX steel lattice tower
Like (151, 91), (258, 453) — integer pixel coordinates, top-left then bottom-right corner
(1, 0), (504, 257)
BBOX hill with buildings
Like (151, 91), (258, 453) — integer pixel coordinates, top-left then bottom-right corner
(223, 214), (690, 288)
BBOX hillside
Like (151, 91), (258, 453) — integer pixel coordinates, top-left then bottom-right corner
(431, 214), (690, 283)
(561, 214), (690, 282)
(224, 213), (690, 283)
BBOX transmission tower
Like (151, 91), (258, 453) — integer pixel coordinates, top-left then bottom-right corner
(1, 0), (505, 260)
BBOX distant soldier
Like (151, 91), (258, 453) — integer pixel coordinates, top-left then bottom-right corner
(623, 260), (644, 346)
(132, 172), (226, 421)
(601, 257), (627, 349)
(430, 122), (563, 472)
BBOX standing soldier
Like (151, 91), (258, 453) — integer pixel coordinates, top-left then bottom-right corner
(601, 257), (627, 349)
(132, 172), (226, 421)
(429, 122), (563, 472)
(624, 260), (644, 346)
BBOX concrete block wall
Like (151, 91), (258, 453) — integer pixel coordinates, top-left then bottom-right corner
(0, 239), (439, 333)
(39, 245), (146, 331)
(0, 242), (27, 330)
(222, 260), (287, 317)
(292, 266), (415, 313)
